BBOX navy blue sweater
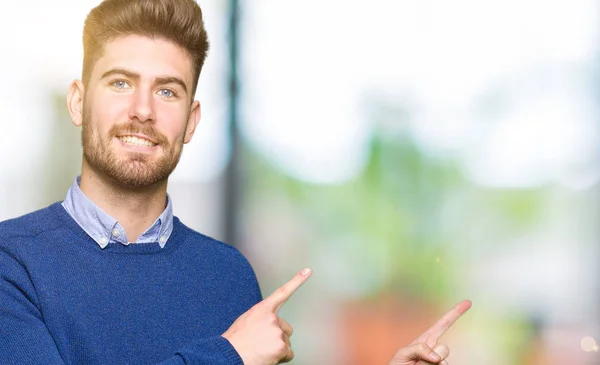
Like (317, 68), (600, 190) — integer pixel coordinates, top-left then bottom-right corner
(0, 202), (263, 365)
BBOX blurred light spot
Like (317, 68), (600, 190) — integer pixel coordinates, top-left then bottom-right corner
(435, 257), (441, 263)
(465, 94), (597, 188)
(581, 336), (598, 352)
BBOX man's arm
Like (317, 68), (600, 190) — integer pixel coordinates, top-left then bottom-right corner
(0, 247), (65, 364)
(0, 245), (247, 365)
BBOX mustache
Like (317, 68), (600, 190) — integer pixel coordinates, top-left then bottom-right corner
(108, 122), (168, 145)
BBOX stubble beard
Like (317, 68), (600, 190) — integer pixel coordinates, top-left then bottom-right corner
(81, 104), (186, 189)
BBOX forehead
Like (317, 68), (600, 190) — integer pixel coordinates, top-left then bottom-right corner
(92, 35), (193, 84)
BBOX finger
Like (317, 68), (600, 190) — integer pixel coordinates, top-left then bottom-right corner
(283, 334), (291, 348)
(433, 344), (449, 360)
(279, 339), (294, 364)
(415, 357), (447, 365)
(262, 268), (312, 312)
(279, 317), (293, 337)
(391, 343), (442, 363)
(413, 300), (471, 347)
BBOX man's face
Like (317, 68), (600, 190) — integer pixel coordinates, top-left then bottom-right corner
(79, 35), (199, 189)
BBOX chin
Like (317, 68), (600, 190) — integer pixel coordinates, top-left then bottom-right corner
(110, 163), (174, 189)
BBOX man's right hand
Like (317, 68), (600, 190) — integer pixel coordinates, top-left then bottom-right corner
(222, 268), (312, 365)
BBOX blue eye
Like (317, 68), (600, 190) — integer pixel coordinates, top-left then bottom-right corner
(159, 89), (175, 98)
(113, 80), (130, 89)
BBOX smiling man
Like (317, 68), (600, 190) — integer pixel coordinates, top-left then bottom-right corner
(0, 1), (469, 364)
(0, 1), (266, 364)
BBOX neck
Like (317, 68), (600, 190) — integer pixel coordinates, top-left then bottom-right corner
(79, 162), (168, 243)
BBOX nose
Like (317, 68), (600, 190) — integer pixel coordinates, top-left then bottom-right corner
(128, 88), (156, 123)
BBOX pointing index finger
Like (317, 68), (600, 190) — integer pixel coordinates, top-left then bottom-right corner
(262, 268), (312, 313)
(413, 299), (472, 348)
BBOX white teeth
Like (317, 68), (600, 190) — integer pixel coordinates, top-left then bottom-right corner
(118, 136), (156, 147)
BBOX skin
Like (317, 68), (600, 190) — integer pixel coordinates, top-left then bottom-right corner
(66, 35), (201, 242)
(223, 268), (314, 364)
(388, 299), (472, 365)
(224, 269), (471, 365)
(65, 32), (471, 365)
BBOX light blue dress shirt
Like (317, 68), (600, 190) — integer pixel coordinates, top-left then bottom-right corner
(61, 176), (174, 249)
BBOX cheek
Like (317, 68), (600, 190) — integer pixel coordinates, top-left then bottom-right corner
(89, 92), (130, 130)
(155, 104), (190, 139)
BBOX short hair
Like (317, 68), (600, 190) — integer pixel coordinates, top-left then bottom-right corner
(82, 0), (209, 96)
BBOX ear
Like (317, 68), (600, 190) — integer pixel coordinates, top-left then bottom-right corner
(67, 80), (85, 127)
(184, 100), (201, 144)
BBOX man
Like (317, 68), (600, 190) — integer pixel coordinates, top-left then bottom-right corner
(0, 0), (470, 364)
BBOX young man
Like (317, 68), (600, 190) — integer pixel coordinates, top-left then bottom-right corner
(0, 0), (470, 364)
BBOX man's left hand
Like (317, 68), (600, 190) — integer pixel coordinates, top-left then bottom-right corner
(387, 299), (472, 365)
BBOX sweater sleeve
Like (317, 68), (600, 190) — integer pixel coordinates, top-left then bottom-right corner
(164, 336), (244, 365)
(0, 245), (66, 364)
(161, 244), (261, 365)
(0, 245), (246, 365)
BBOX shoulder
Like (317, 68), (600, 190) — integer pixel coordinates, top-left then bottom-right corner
(0, 205), (66, 311)
(0, 202), (65, 245)
(173, 218), (261, 287)
(174, 218), (253, 265)
(172, 218), (264, 303)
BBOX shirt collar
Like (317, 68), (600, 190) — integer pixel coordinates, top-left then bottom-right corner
(61, 176), (174, 249)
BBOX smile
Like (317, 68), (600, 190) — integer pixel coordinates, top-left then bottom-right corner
(117, 135), (157, 148)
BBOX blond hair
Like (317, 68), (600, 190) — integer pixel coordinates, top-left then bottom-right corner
(82, 0), (209, 96)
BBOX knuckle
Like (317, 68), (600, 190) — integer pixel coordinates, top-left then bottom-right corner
(275, 340), (288, 353)
(434, 343), (450, 358)
(417, 343), (430, 353)
(274, 286), (288, 297)
(279, 318), (293, 334)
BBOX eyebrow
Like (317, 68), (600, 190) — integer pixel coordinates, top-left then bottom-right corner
(100, 68), (188, 94)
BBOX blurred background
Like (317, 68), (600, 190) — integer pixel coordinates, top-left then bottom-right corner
(1, 0), (599, 364)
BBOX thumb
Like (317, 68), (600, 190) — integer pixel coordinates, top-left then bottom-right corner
(390, 343), (442, 364)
